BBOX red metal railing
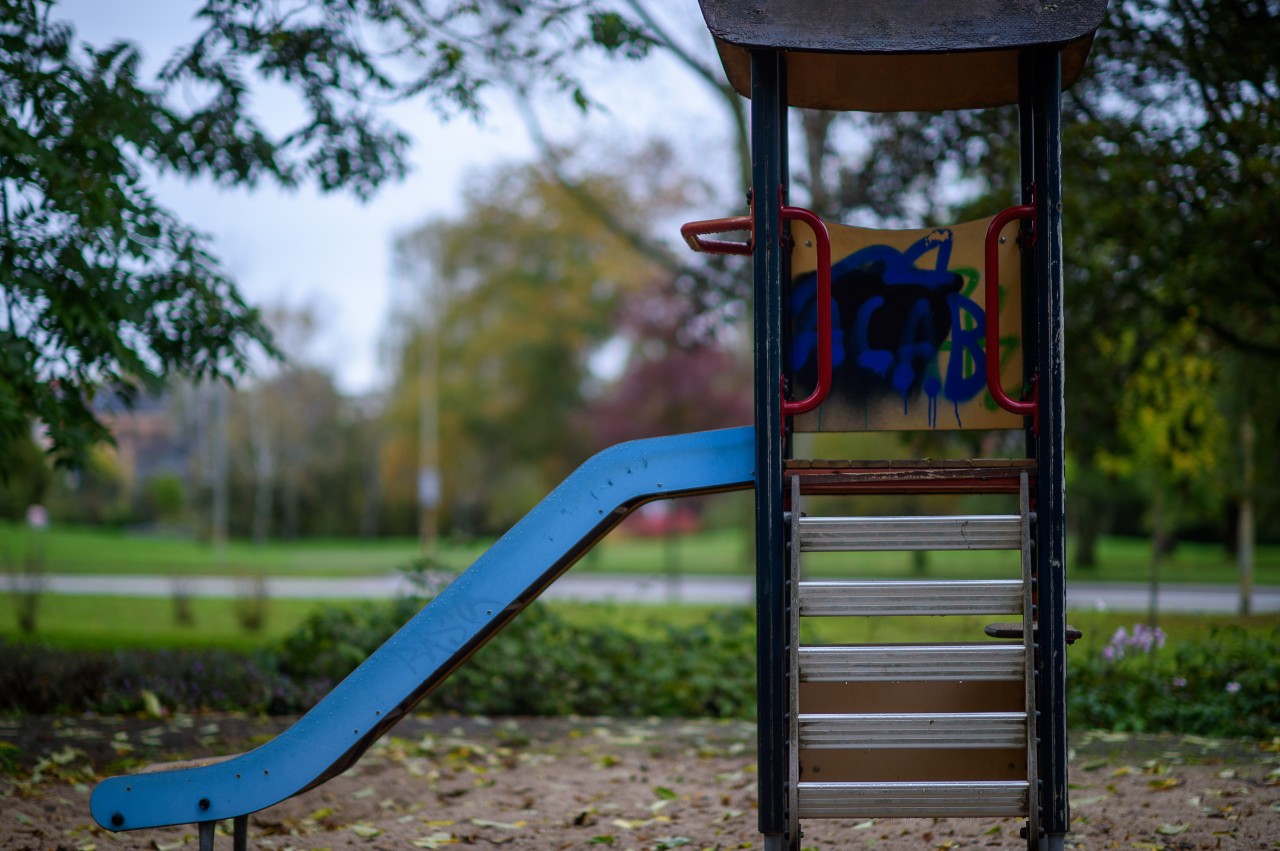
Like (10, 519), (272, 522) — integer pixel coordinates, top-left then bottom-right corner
(681, 201), (834, 421)
(680, 214), (754, 256)
(984, 202), (1037, 426)
(778, 205), (832, 418)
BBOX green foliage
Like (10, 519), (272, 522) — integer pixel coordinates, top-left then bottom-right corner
(207, 362), (385, 540)
(0, 639), (317, 716)
(2, 0), (616, 470)
(5, 599), (1278, 742)
(386, 155), (681, 534)
(0, 0), (277, 466)
(43, 446), (130, 526)
(276, 596), (425, 685)
(816, 0), (1280, 547)
(142, 474), (187, 525)
(278, 594), (757, 718)
(588, 12), (653, 60)
(1071, 626), (1280, 739)
(0, 426), (50, 520)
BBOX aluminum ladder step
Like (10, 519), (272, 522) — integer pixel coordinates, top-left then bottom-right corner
(798, 515), (1022, 551)
(796, 781), (1029, 819)
(798, 712), (1027, 750)
(797, 580), (1024, 617)
(799, 644), (1025, 682)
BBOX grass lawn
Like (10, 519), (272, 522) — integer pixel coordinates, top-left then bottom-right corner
(5, 592), (1277, 654)
(0, 593), (370, 652)
(3, 520), (1278, 585)
(0, 522), (436, 576)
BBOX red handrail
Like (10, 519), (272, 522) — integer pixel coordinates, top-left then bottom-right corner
(780, 205), (833, 418)
(680, 214), (754, 256)
(681, 201), (833, 420)
(984, 204), (1037, 423)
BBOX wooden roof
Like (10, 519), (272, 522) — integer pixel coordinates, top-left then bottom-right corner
(698, 0), (1108, 111)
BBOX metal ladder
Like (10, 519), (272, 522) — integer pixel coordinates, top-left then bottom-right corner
(785, 470), (1039, 842)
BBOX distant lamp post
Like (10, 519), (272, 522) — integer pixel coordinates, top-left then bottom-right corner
(418, 302), (441, 554)
(417, 464), (440, 552)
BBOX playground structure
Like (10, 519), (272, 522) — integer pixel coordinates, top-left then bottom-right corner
(679, 4), (1105, 849)
(90, 2), (1105, 850)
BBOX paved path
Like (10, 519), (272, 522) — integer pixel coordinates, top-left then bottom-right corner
(17, 572), (1279, 613)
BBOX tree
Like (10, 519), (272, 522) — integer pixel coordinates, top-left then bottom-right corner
(510, 1), (756, 339)
(385, 149), (690, 534)
(794, 0), (1278, 564)
(1095, 318), (1225, 624)
(0, 0), (274, 464)
(580, 276), (751, 449)
(0, 427), (51, 519)
(1, 0), (641, 468)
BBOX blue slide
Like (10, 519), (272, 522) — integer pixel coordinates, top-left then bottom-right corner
(92, 427), (755, 833)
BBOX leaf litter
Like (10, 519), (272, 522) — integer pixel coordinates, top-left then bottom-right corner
(2, 717), (1278, 849)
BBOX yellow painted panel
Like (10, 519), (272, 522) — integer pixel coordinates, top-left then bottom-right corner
(788, 215), (1026, 432)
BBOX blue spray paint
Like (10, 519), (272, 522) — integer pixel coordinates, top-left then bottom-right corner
(789, 229), (996, 426)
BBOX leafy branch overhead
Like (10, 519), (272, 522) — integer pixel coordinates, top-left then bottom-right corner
(0, 1), (282, 465)
(0, 0), (639, 467)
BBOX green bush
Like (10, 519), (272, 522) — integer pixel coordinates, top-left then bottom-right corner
(5, 600), (1276, 743)
(276, 596), (425, 686)
(0, 640), (315, 715)
(1069, 625), (1280, 739)
(276, 594), (756, 718)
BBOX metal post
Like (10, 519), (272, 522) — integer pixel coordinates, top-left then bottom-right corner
(1028, 47), (1069, 849)
(1018, 52), (1039, 458)
(751, 48), (789, 851)
(233, 814), (249, 851)
(198, 820), (216, 851)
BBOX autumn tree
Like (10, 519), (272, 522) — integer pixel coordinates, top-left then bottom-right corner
(384, 147), (711, 535)
(580, 276), (751, 449)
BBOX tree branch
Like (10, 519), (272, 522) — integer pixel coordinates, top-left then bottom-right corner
(512, 93), (688, 278)
(620, 0), (750, 194)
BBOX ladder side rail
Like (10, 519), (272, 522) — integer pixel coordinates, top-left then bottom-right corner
(786, 475), (801, 847)
(1021, 471), (1040, 842)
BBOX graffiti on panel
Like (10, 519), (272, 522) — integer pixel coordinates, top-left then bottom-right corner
(787, 215), (1025, 432)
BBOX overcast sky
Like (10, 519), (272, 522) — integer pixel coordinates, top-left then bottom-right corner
(60, 1), (737, 396)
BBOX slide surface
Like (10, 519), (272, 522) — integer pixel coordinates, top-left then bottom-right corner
(92, 427), (755, 832)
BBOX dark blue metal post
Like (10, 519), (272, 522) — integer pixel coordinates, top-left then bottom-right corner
(750, 48), (789, 850)
(1028, 47), (1069, 851)
(1018, 52), (1040, 455)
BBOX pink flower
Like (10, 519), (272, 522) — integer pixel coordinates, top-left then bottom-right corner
(1171, 677), (1187, 688)
(1225, 681), (1241, 694)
